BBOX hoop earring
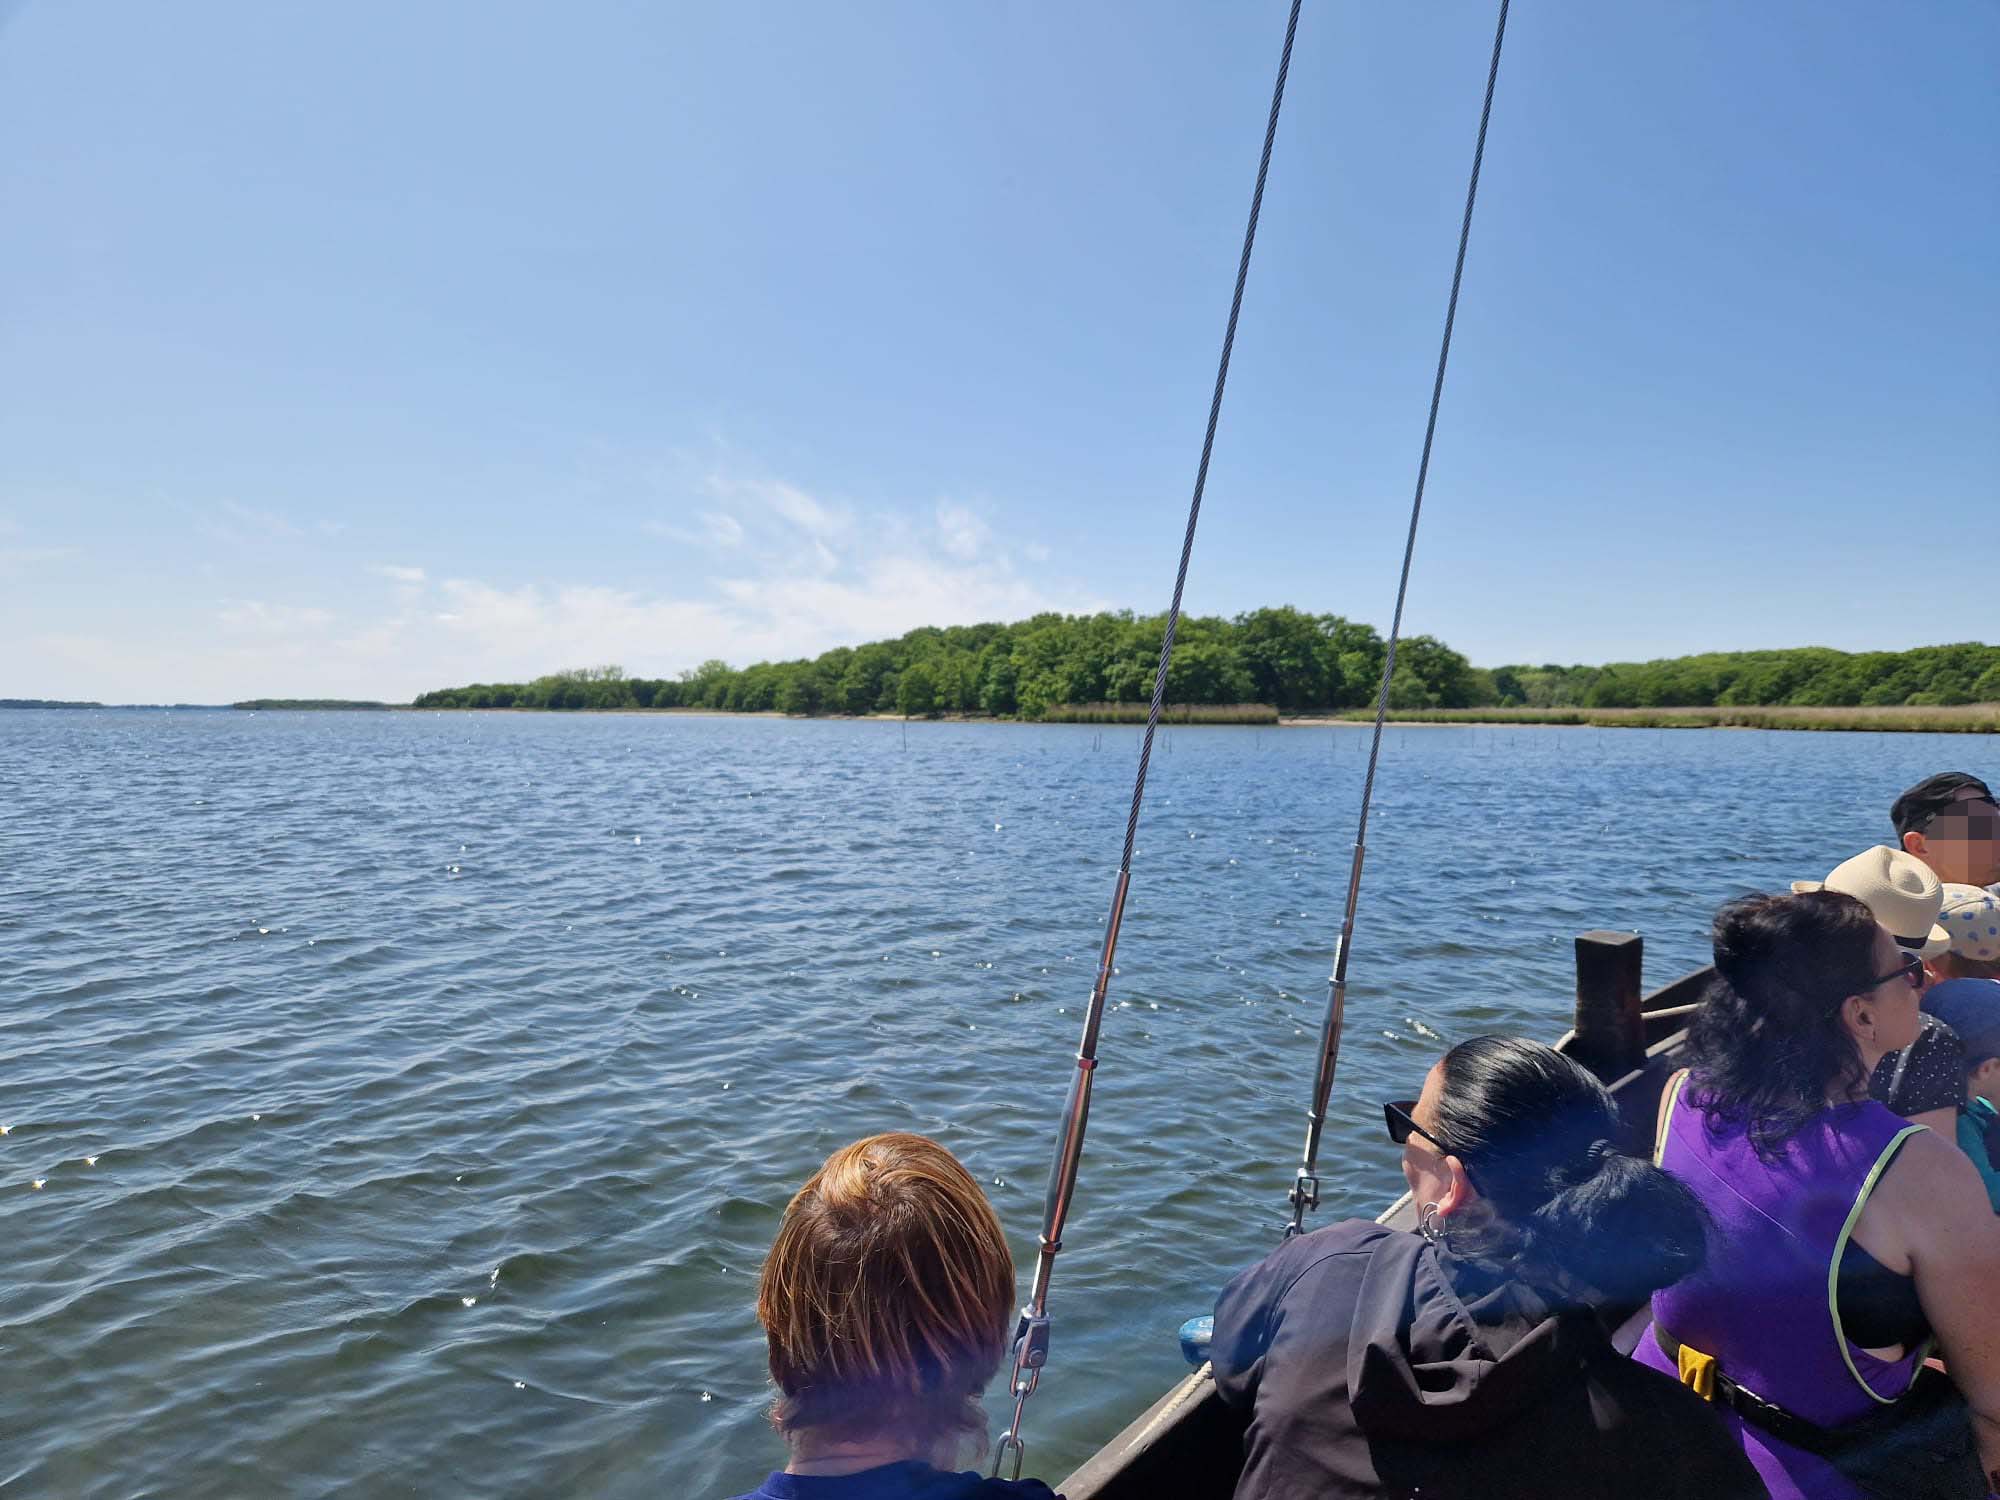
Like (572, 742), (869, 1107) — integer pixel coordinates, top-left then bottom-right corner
(1418, 1202), (1441, 1244)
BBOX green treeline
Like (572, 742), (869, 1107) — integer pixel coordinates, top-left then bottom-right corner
(1495, 643), (2000, 709)
(409, 609), (1473, 717)
(408, 610), (2000, 719)
(231, 699), (390, 711)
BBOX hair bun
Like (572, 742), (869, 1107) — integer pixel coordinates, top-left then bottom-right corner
(1547, 1137), (1619, 1191)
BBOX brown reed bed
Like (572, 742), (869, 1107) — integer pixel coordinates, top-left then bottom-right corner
(1322, 704), (2000, 733)
(1041, 701), (1281, 725)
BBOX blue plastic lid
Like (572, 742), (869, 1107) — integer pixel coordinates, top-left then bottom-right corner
(1178, 1314), (1214, 1367)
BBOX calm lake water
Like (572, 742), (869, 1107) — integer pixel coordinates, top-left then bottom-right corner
(1, 709), (1984, 1495)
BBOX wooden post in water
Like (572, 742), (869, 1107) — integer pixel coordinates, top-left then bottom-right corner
(1570, 930), (1645, 1082)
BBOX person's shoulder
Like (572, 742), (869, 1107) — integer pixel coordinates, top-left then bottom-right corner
(930, 1474), (1060, 1500)
(1277, 1216), (1403, 1267)
(1891, 1115), (1979, 1168)
(985, 1480), (1060, 1500)
(733, 1468), (1064, 1500)
(1213, 1219), (1408, 1378)
(1246, 1218), (1407, 1296)
(1872, 1114), (1989, 1216)
(1227, 1216), (1399, 1278)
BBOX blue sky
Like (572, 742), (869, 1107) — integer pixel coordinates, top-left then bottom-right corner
(3, 1), (1994, 702)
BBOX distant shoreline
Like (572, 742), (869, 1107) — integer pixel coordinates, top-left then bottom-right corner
(10, 702), (1996, 734)
(1284, 706), (2000, 734)
(401, 703), (1999, 734)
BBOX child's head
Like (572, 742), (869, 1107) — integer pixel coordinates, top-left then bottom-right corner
(1928, 978), (2000, 1108)
(756, 1133), (1015, 1464)
(1930, 885), (2000, 983)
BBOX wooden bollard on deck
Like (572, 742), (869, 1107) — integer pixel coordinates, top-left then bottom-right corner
(1571, 930), (1645, 1082)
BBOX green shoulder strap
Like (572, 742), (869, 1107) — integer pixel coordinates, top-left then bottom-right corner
(1827, 1124), (1931, 1403)
(1654, 1068), (1691, 1168)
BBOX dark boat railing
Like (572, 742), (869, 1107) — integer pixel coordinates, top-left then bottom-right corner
(1057, 930), (1713, 1500)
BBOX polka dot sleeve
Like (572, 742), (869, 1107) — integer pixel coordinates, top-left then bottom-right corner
(1870, 1012), (1967, 1118)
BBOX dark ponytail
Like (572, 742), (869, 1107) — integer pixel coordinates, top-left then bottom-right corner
(1431, 1036), (1707, 1304)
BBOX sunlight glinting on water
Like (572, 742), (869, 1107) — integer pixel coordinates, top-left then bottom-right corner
(0, 710), (1969, 1494)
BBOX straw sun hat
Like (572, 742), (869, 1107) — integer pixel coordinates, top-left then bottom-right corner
(1791, 845), (1951, 959)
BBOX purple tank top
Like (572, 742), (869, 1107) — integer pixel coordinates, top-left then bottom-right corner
(1634, 1075), (1929, 1500)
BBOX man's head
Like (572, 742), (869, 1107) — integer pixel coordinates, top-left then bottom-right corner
(1891, 772), (2000, 889)
(1926, 978), (2000, 1109)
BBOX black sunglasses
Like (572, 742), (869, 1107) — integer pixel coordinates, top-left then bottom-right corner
(1384, 1099), (1452, 1155)
(1864, 951), (1925, 993)
(1385, 1100), (1480, 1191)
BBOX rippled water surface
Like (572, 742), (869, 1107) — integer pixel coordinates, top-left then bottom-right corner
(2, 710), (1981, 1495)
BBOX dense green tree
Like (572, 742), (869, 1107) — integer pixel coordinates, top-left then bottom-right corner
(727, 662), (784, 712)
(1165, 638), (1254, 706)
(896, 660), (939, 717)
(1235, 606), (1332, 708)
(679, 659), (735, 710)
(977, 643), (1019, 715)
(411, 624), (2000, 720)
(1383, 636), (1479, 709)
(775, 669), (824, 716)
(836, 644), (897, 715)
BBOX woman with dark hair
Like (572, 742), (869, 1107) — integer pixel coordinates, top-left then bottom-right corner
(729, 1132), (1059, 1500)
(1636, 890), (2000, 1499)
(1211, 1036), (1761, 1500)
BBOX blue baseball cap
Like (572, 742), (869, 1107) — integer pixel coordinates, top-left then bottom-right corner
(1925, 978), (2000, 1066)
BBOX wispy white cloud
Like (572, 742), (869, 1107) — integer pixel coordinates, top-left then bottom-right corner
(935, 502), (991, 562)
(380, 472), (1090, 694)
(217, 502), (304, 540)
(649, 471), (851, 571)
(217, 600), (337, 633)
(692, 472), (850, 540)
(759, 479), (846, 540)
(644, 510), (744, 549)
(204, 502), (344, 545)
(14, 464), (1097, 702)
(426, 579), (755, 669)
(685, 476), (1097, 659)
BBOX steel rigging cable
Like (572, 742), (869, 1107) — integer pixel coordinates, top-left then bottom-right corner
(1287, 0), (1512, 1238)
(990, 0), (1305, 1479)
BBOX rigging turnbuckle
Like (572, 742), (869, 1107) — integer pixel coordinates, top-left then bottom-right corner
(1286, 1169), (1321, 1226)
(993, 1311), (1051, 1481)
